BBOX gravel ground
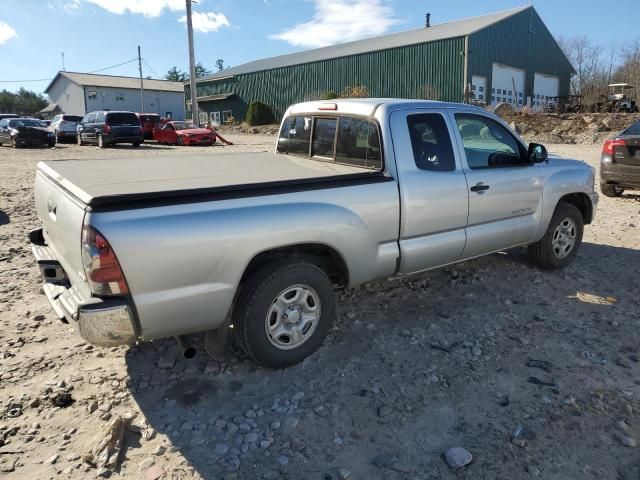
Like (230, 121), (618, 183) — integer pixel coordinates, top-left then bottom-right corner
(1, 138), (639, 480)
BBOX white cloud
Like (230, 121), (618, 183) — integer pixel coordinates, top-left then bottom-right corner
(84, 0), (184, 17)
(179, 11), (230, 33)
(64, 0), (81, 13)
(270, 0), (401, 48)
(0, 21), (17, 45)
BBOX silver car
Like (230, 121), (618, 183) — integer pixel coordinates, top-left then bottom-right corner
(49, 114), (83, 143)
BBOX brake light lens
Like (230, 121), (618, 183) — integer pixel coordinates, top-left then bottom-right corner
(602, 138), (626, 156)
(81, 225), (129, 296)
(103, 123), (112, 134)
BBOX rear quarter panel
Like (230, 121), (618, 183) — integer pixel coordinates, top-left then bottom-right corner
(87, 181), (399, 340)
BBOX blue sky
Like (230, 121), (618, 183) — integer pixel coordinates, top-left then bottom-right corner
(0, 0), (637, 94)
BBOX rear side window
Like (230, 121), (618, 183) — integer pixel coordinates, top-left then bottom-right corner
(106, 112), (140, 125)
(139, 115), (160, 123)
(407, 114), (455, 171)
(95, 112), (105, 122)
(335, 117), (381, 169)
(277, 115), (312, 156)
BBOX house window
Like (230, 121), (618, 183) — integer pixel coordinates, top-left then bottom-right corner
(479, 86), (484, 92)
(222, 110), (233, 123)
(115, 92), (125, 102)
(479, 94), (484, 100)
(87, 91), (97, 100)
(497, 89), (501, 94)
(199, 111), (208, 126)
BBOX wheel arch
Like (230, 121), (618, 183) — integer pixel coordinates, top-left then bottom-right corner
(558, 192), (593, 224)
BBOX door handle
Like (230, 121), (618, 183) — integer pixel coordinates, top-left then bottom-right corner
(470, 182), (490, 192)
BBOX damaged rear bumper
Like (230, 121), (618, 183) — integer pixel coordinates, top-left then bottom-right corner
(30, 228), (138, 346)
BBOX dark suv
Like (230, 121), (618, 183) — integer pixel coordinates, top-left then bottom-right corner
(77, 111), (142, 148)
(600, 119), (640, 197)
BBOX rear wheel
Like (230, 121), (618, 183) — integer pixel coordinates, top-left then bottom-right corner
(234, 261), (335, 368)
(600, 183), (624, 197)
(528, 202), (584, 270)
(97, 134), (105, 148)
(132, 141), (141, 148)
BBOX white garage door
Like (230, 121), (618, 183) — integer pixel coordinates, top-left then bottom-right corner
(490, 63), (525, 109)
(471, 75), (487, 103)
(533, 73), (559, 112)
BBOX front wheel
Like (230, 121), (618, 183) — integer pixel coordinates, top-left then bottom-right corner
(528, 202), (584, 270)
(233, 261), (335, 368)
(177, 136), (184, 146)
(600, 183), (624, 197)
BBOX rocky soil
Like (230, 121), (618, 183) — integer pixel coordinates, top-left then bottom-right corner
(1, 137), (640, 480)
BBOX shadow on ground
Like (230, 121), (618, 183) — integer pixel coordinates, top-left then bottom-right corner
(126, 242), (640, 479)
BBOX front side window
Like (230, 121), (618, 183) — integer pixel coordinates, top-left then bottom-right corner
(407, 113), (455, 172)
(455, 114), (525, 169)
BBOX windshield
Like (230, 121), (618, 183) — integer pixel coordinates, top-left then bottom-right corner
(173, 122), (198, 130)
(8, 119), (44, 128)
(106, 112), (140, 126)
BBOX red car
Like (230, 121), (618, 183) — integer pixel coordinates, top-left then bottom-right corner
(136, 113), (161, 140)
(153, 121), (215, 146)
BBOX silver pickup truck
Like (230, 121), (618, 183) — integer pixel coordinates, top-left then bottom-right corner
(31, 99), (597, 368)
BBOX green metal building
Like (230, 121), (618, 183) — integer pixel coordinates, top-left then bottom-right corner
(187, 6), (574, 124)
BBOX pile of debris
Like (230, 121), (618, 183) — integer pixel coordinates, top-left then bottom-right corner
(500, 112), (640, 145)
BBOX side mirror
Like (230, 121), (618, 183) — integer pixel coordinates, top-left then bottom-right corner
(528, 143), (548, 163)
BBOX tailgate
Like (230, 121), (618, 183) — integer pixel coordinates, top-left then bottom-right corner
(111, 124), (141, 137)
(34, 169), (88, 289)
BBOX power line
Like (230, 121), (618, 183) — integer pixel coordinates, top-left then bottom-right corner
(0, 57), (140, 83)
(141, 58), (160, 79)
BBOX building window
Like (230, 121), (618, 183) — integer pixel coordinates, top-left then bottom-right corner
(199, 111), (208, 126)
(519, 92), (522, 97)
(497, 89), (501, 94)
(222, 110), (233, 123)
(87, 91), (97, 100)
(115, 92), (125, 102)
(479, 86), (484, 92)
(508, 90), (512, 96)
(471, 85), (476, 91)
(479, 94), (484, 100)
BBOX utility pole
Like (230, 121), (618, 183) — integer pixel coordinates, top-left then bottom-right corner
(61, 52), (66, 71)
(185, 0), (199, 124)
(138, 45), (145, 113)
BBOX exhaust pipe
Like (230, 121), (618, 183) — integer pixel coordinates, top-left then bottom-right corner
(175, 335), (196, 359)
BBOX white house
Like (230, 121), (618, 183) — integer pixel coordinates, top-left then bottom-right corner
(44, 71), (185, 119)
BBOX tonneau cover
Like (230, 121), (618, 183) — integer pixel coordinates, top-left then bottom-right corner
(38, 152), (377, 206)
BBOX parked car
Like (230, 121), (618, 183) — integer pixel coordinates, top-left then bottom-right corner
(30, 99), (597, 368)
(136, 113), (162, 140)
(600, 119), (640, 197)
(0, 113), (19, 120)
(0, 117), (55, 147)
(49, 114), (83, 143)
(77, 110), (142, 148)
(153, 120), (215, 145)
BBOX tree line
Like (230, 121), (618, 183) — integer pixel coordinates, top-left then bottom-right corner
(558, 35), (640, 106)
(0, 88), (48, 115)
(163, 59), (225, 82)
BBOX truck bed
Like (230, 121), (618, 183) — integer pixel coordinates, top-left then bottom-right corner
(38, 152), (386, 211)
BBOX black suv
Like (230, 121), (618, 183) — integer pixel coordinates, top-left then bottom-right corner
(77, 111), (142, 148)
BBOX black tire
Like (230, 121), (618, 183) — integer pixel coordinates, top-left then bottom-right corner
(234, 261), (335, 368)
(177, 136), (184, 146)
(77, 134), (83, 146)
(48, 141), (55, 148)
(132, 141), (141, 148)
(97, 134), (105, 148)
(528, 202), (584, 270)
(601, 183), (623, 197)
(11, 137), (17, 148)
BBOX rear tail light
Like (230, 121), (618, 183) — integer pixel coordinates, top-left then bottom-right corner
(103, 123), (112, 134)
(602, 138), (626, 156)
(81, 225), (129, 296)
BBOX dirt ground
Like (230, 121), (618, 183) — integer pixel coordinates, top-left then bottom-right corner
(1, 136), (639, 480)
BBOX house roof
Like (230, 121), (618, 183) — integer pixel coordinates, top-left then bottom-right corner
(45, 72), (184, 94)
(198, 6), (530, 82)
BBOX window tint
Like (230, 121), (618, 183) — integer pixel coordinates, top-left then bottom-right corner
(106, 112), (139, 125)
(87, 112), (97, 123)
(277, 115), (312, 156)
(95, 112), (105, 122)
(455, 114), (525, 169)
(62, 115), (82, 122)
(311, 118), (337, 158)
(335, 117), (381, 169)
(407, 113), (456, 172)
